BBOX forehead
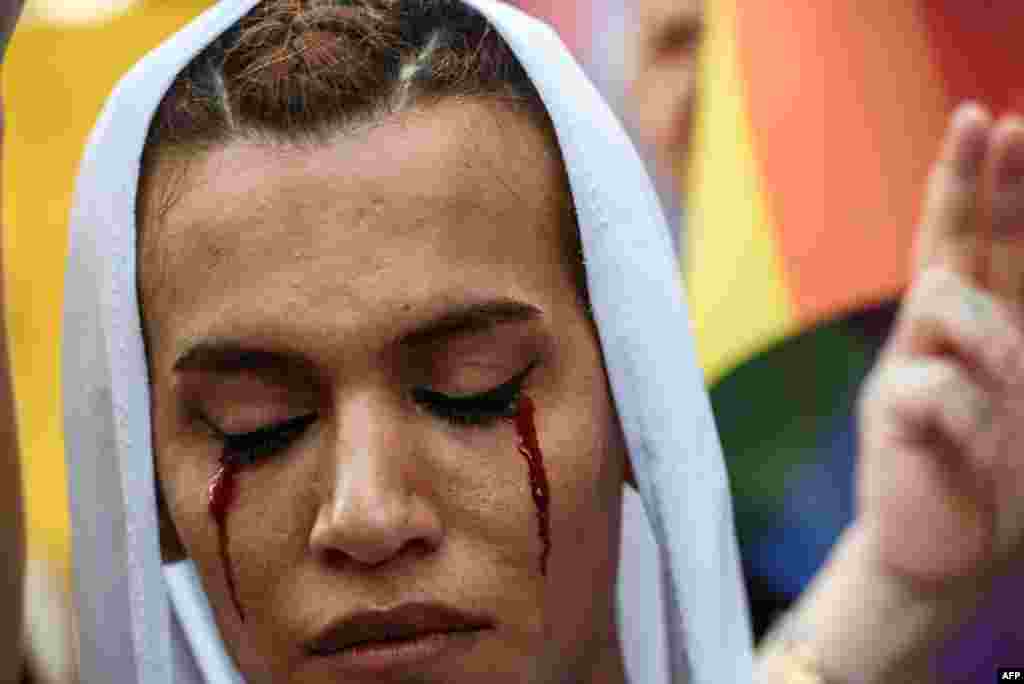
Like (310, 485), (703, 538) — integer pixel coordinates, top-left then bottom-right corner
(145, 100), (561, 242)
(139, 99), (573, 361)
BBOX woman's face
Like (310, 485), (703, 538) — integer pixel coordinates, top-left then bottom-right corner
(140, 99), (630, 684)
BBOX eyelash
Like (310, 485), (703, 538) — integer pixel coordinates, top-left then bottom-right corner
(201, 360), (538, 464)
(412, 360), (538, 428)
(209, 413), (317, 467)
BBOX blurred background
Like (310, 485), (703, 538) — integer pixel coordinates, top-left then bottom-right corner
(5, 1), (1022, 681)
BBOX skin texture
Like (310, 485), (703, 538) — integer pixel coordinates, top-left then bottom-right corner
(861, 105), (1024, 607)
(760, 103), (1024, 684)
(139, 100), (630, 684)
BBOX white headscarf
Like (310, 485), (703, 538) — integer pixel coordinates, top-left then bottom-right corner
(62, 1), (754, 682)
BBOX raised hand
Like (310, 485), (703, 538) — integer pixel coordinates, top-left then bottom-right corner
(857, 102), (1024, 591)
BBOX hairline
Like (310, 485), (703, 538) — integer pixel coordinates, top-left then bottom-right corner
(136, 93), (591, 331)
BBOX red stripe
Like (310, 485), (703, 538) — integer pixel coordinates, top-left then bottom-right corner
(922, 0), (1024, 118)
(736, 1), (948, 326)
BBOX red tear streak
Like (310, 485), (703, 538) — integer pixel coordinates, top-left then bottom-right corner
(510, 394), (552, 575)
(206, 395), (551, 607)
(208, 461), (245, 621)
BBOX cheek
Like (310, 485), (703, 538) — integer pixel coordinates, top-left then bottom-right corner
(532, 304), (627, 577)
(221, 455), (322, 603)
(545, 379), (623, 587)
(153, 414), (215, 563)
(547, 387), (625, 552)
(534, 365), (626, 662)
(422, 421), (545, 561)
(153, 400), (316, 625)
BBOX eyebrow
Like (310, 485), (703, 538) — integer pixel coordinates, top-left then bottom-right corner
(398, 298), (543, 348)
(172, 343), (311, 378)
(173, 298), (544, 375)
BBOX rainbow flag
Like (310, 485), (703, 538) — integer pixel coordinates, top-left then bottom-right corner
(690, 0), (1024, 665)
(689, 0), (1024, 384)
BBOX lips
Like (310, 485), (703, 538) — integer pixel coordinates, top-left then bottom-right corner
(305, 601), (494, 657)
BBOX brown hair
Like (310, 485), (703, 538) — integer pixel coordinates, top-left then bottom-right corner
(139, 0), (587, 304)
(145, 0), (550, 148)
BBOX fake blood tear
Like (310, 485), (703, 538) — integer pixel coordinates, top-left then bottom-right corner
(208, 461), (245, 621)
(205, 396), (550, 610)
(510, 394), (552, 575)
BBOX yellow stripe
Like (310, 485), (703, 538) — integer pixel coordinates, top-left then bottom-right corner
(4, 3), (217, 573)
(685, 0), (796, 385)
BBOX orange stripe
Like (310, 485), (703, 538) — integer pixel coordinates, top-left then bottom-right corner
(735, 1), (949, 328)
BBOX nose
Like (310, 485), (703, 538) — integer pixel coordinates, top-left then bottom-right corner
(309, 391), (444, 567)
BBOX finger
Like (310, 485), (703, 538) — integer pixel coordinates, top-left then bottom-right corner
(887, 266), (1024, 390)
(859, 359), (995, 582)
(914, 102), (992, 279)
(862, 359), (991, 456)
(868, 441), (992, 585)
(986, 116), (1024, 314)
(989, 393), (1024, 564)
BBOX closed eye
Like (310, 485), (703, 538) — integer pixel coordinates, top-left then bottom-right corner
(199, 413), (318, 466)
(196, 359), (539, 461)
(412, 360), (538, 427)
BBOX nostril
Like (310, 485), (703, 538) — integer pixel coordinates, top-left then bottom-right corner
(401, 537), (435, 561)
(319, 536), (436, 570)
(322, 547), (348, 567)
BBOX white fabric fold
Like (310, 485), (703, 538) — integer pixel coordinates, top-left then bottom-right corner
(62, 1), (754, 682)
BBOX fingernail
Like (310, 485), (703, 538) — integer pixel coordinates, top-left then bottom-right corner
(952, 102), (988, 178)
(953, 101), (983, 128)
(997, 119), (1024, 191)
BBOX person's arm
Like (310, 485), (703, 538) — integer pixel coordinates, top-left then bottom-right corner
(755, 523), (970, 683)
(756, 102), (1024, 682)
(0, 3), (25, 682)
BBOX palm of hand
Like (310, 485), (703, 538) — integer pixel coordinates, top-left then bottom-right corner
(857, 105), (1024, 591)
